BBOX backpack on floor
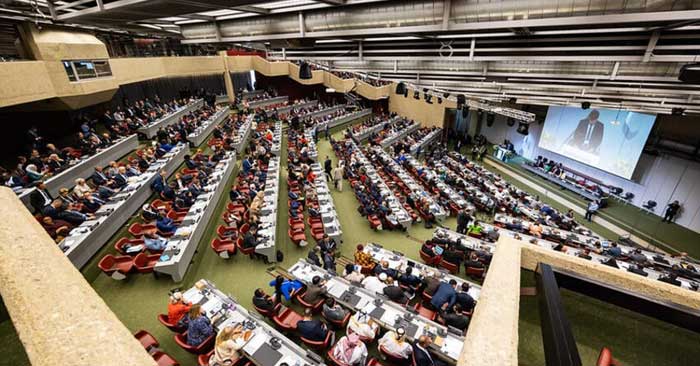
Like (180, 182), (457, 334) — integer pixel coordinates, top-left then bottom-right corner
(424, 221), (433, 229)
(276, 250), (284, 262)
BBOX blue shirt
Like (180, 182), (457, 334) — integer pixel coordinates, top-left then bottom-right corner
(186, 315), (213, 346)
(156, 217), (177, 233)
(269, 279), (303, 301)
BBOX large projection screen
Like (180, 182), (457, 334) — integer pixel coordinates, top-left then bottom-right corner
(538, 106), (656, 179)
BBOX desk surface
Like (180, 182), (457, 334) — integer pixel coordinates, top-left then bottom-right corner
(404, 156), (474, 212)
(288, 260), (464, 363)
(183, 279), (323, 366)
(255, 156), (281, 263)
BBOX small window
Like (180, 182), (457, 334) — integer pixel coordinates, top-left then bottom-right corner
(94, 60), (112, 77)
(63, 61), (77, 82)
(74, 61), (97, 79)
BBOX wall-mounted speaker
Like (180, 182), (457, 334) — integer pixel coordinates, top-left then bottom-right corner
(413, 90), (420, 99)
(679, 63), (700, 83)
(299, 62), (312, 79)
(486, 112), (495, 127)
(517, 122), (530, 135)
(437, 97), (442, 104)
(456, 94), (466, 110)
(581, 101), (591, 110)
(395, 82), (406, 95)
(507, 117), (515, 127)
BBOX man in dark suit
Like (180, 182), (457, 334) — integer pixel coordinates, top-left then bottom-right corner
(91, 166), (113, 187)
(302, 276), (327, 304)
(430, 280), (457, 311)
(455, 283), (476, 312)
(383, 280), (409, 304)
(443, 304), (470, 331)
(297, 309), (330, 342)
(252, 288), (275, 312)
(29, 181), (53, 213)
(412, 336), (446, 366)
(567, 110), (604, 153)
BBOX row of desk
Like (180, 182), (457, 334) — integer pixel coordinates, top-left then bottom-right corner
(254, 156), (281, 263)
(248, 96), (289, 109)
(182, 279), (324, 366)
(521, 163), (606, 204)
(349, 140), (412, 228)
(288, 259), (465, 363)
(155, 150), (237, 281)
(293, 104), (345, 122)
(378, 122), (420, 148)
(350, 115), (400, 142)
(409, 129), (442, 155)
(270, 120), (283, 156)
(315, 108), (372, 133)
(468, 221), (700, 292)
(18, 134), (140, 210)
(272, 100), (318, 115)
(187, 106), (231, 146)
(232, 114), (255, 153)
(309, 165), (343, 244)
(403, 155), (474, 213)
(137, 99), (205, 139)
(371, 147), (447, 221)
(60, 143), (188, 268)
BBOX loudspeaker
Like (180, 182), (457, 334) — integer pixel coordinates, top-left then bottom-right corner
(679, 63), (700, 83)
(425, 94), (433, 104)
(413, 90), (420, 99)
(437, 97), (442, 104)
(581, 101), (591, 110)
(517, 122), (530, 135)
(404, 89), (409, 98)
(456, 94), (466, 109)
(672, 107), (685, 116)
(395, 82), (406, 95)
(299, 62), (312, 79)
(443, 92), (451, 99)
(507, 117), (515, 127)
(486, 112), (495, 127)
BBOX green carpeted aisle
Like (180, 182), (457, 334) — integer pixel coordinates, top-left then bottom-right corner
(2, 126), (700, 366)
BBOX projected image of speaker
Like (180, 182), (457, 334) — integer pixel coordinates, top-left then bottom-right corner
(517, 122), (529, 135)
(299, 62), (312, 79)
(395, 82), (406, 95)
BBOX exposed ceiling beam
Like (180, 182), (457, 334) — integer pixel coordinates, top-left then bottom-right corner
(167, 0), (270, 15)
(643, 30), (660, 63)
(314, 0), (346, 4)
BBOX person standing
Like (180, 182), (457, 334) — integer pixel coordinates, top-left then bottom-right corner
(585, 200), (599, 222)
(662, 200), (681, 223)
(456, 208), (472, 235)
(332, 164), (344, 192)
(324, 156), (333, 180)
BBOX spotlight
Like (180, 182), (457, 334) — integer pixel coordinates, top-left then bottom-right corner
(507, 117), (515, 127)
(413, 90), (420, 99)
(437, 97), (442, 104)
(672, 107), (685, 116)
(509, 97), (517, 104)
(456, 94), (466, 110)
(581, 101), (591, 110)
(486, 112), (495, 127)
(425, 94), (433, 104)
(395, 82), (406, 95)
(404, 89), (408, 98)
(517, 122), (530, 135)
(443, 92), (451, 99)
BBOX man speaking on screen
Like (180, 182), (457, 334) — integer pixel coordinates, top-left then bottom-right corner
(567, 110), (604, 154)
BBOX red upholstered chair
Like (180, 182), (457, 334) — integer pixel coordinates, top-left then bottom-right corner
(367, 358), (385, 366)
(288, 228), (307, 246)
(322, 310), (351, 329)
(128, 223), (157, 237)
(300, 330), (335, 350)
(182, 168), (198, 175)
(98, 255), (134, 280)
(327, 348), (351, 366)
(307, 217), (324, 229)
(439, 259), (459, 274)
(253, 299), (281, 318)
(174, 332), (214, 354)
(151, 351), (180, 366)
(239, 223), (250, 235)
(272, 306), (303, 332)
(197, 350), (213, 366)
(288, 217), (305, 231)
(134, 329), (159, 351)
(157, 314), (185, 333)
(368, 215), (382, 230)
(597, 347), (619, 366)
(413, 302), (437, 321)
(211, 238), (237, 259)
(115, 237), (145, 255)
(167, 209), (187, 223)
(419, 250), (439, 266)
(133, 253), (161, 273)
(227, 202), (246, 215)
(216, 225), (237, 240)
(294, 289), (325, 313)
(151, 199), (172, 212)
(465, 266), (485, 279)
(379, 345), (410, 364)
(236, 237), (255, 257)
(310, 226), (325, 242)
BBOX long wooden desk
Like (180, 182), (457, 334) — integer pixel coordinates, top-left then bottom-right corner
(60, 143), (187, 268)
(409, 129), (441, 155)
(255, 156), (281, 263)
(183, 279), (324, 366)
(187, 106), (230, 146)
(155, 150), (236, 281)
(18, 134), (139, 210)
(248, 96), (288, 109)
(137, 99), (205, 139)
(288, 259), (465, 363)
(379, 122), (420, 148)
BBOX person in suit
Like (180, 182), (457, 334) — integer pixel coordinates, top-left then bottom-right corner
(29, 181), (53, 213)
(398, 266), (422, 289)
(430, 280), (457, 312)
(442, 304), (470, 331)
(252, 288), (275, 312)
(412, 336), (446, 366)
(456, 208), (472, 234)
(567, 110), (604, 153)
(302, 276), (327, 304)
(112, 167), (129, 189)
(383, 281), (409, 304)
(297, 309), (330, 342)
(91, 166), (113, 187)
(421, 275), (441, 297)
(307, 246), (322, 266)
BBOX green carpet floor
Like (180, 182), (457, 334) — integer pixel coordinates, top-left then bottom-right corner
(2, 126), (700, 366)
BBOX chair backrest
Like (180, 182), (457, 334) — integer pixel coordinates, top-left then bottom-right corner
(596, 347), (615, 366)
(98, 255), (115, 270)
